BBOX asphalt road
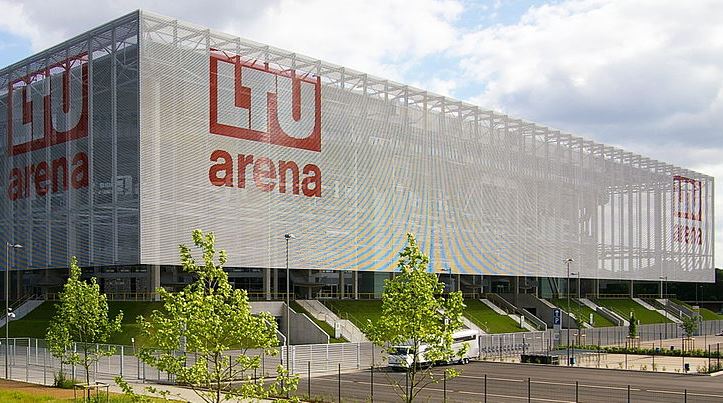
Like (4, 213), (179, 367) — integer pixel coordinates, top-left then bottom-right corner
(296, 361), (723, 402)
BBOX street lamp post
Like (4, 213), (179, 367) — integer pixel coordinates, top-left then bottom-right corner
(659, 275), (668, 299)
(5, 242), (22, 380)
(564, 258), (574, 366)
(284, 233), (296, 381)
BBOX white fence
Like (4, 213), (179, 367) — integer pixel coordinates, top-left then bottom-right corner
(1, 320), (721, 386)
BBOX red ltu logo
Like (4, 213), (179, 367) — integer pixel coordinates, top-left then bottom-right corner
(209, 51), (321, 152)
(7, 55), (88, 156)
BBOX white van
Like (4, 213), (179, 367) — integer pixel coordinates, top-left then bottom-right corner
(388, 329), (480, 369)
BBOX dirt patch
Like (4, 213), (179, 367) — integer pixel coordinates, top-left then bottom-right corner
(0, 379), (81, 398)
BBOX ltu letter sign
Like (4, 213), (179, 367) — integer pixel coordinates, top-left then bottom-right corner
(5, 55), (89, 201)
(209, 50), (321, 152)
(673, 175), (702, 245)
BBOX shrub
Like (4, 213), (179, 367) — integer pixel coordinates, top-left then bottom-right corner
(53, 371), (75, 389)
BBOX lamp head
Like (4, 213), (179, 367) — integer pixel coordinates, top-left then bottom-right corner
(284, 233), (296, 240)
(564, 258), (574, 263)
(6, 242), (22, 249)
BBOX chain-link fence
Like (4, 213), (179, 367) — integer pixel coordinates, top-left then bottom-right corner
(292, 365), (720, 403)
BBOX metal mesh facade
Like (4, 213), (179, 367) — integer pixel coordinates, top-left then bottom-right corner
(1, 11), (714, 282)
(0, 13), (140, 270)
(138, 11), (713, 282)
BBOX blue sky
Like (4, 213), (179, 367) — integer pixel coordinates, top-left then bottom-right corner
(2, 0), (723, 266)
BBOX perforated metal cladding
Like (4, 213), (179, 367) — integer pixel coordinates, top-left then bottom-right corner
(0, 14), (140, 270)
(134, 11), (711, 282)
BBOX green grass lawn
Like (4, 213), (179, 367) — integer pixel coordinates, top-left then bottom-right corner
(290, 301), (347, 343)
(322, 300), (382, 333)
(595, 299), (673, 324)
(0, 388), (163, 402)
(0, 301), (163, 346)
(671, 299), (723, 320)
(548, 299), (615, 327)
(697, 307), (723, 320)
(463, 300), (525, 333)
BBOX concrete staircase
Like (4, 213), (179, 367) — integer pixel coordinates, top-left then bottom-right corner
(0, 298), (44, 328)
(479, 298), (536, 332)
(297, 300), (368, 343)
(658, 299), (697, 319)
(461, 316), (486, 334)
(633, 298), (681, 324)
(578, 298), (627, 326)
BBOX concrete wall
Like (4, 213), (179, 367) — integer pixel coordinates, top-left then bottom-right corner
(251, 302), (329, 345)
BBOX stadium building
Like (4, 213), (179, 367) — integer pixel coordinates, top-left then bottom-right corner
(0, 11), (715, 302)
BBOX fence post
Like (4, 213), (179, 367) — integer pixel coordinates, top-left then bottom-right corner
(527, 377), (531, 403)
(370, 359), (374, 403)
(484, 373), (487, 403)
(72, 343), (76, 381)
(627, 385), (630, 403)
(25, 341), (28, 382)
(443, 371), (447, 403)
(684, 389), (687, 403)
(43, 344), (46, 385)
(307, 361), (311, 399)
(357, 343), (360, 370)
(575, 380), (578, 402)
(338, 363), (341, 403)
(120, 346), (124, 377)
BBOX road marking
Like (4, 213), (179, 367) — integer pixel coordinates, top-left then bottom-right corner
(646, 389), (723, 399)
(457, 374), (633, 391)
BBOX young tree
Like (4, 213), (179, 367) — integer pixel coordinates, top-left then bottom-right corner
(680, 314), (701, 339)
(46, 256), (123, 391)
(137, 230), (297, 403)
(628, 312), (638, 338)
(367, 233), (466, 403)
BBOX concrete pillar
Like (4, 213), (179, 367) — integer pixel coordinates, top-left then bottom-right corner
(456, 274), (461, 292)
(264, 268), (272, 300)
(353, 271), (359, 300)
(150, 265), (161, 301)
(513, 276), (519, 305)
(577, 277), (581, 299)
(595, 278), (600, 299)
(273, 268), (279, 300)
(338, 271), (345, 299)
(629, 280), (634, 298)
(16, 270), (22, 299)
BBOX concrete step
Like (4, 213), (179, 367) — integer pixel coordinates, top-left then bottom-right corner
(479, 299), (533, 332)
(0, 299), (44, 328)
(461, 316), (486, 334)
(297, 300), (368, 343)
(632, 298), (681, 324)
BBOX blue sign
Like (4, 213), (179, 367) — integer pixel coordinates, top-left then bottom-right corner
(553, 308), (561, 328)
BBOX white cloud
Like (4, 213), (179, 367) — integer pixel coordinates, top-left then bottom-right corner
(0, 0), (462, 81)
(455, 1), (723, 148)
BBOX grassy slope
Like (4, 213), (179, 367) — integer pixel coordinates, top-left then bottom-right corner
(672, 299), (723, 320)
(322, 300), (382, 333)
(548, 299), (615, 327)
(595, 299), (673, 324)
(0, 301), (163, 345)
(697, 307), (723, 320)
(289, 301), (346, 343)
(463, 300), (525, 333)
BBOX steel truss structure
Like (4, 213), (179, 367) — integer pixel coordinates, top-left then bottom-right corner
(0, 11), (714, 284)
